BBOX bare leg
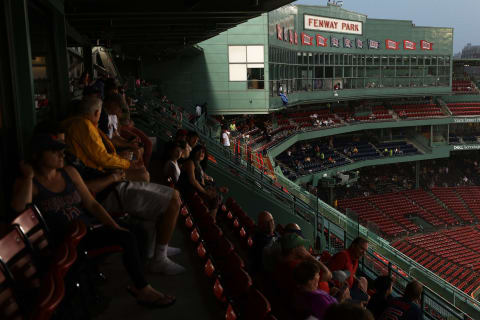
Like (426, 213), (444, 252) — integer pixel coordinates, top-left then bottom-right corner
(209, 207), (218, 222)
(150, 190), (185, 274)
(156, 190), (181, 244)
(129, 284), (176, 306)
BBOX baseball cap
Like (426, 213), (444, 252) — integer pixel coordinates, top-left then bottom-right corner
(332, 270), (350, 283)
(281, 233), (310, 252)
(31, 134), (66, 153)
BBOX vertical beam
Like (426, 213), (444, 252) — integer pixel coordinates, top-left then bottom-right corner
(51, 9), (69, 119)
(4, 0), (35, 157)
(430, 125), (433, 147)
(415, 160), (420, 189)
(83, 45), (93, 78)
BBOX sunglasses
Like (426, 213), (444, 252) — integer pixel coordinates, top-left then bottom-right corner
(285, 228), (304, 237)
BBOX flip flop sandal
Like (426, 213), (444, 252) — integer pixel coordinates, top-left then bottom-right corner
(127, 286), (176, 309)
(137, 295), (176, 309)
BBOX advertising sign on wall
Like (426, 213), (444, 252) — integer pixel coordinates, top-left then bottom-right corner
(275, 22), (434, 52)
(301, 33), (314, 46)
(368, 39), (380, 49)
(421, 40), (433, 50)
(344, 38), (352, 48)
(276, 24), (283, 40)
(304, 14), (363, 35)
(331, 37), (340, 48)
(356, 38), (364, 49)
(316, 34), (328, 47)
(385, 39), (399, 50)
(404, 40), (416, 50)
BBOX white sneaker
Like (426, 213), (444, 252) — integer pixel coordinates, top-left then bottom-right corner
(149, 258), (186, 275)
(167, 246), (182, 257)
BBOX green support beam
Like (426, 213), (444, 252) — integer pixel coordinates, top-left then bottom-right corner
(51, 9), (70, 119)
(83, 45), (93, 77)
(4, 0), (35, 157)
(415, 161), (420, 189)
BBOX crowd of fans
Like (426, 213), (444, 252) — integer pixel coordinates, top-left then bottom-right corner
(218, 98), (443, 154)
(308, 152), (480, 203)
(248, 211), (423, 320)
(11, 76), (190, 308)
(276, 136), (419, 180)
(3, 72), (433, 319)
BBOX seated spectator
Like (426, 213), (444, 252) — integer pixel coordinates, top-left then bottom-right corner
(367, 275), (393, 319)
(161, 140), (186, 186)
(324, 302), (374, 320)
(263, 222), (302, 272)
(62, 101), (184, 273)
(102, 94), (144, 158)
(248, 211), (278, 274)
(293, 259), (350, 320)
(379, 280), (423, 320)
(116, 96), (153, 169)
(273, 233), (331, 294)
(11, 132), (176, 308)
(179, 145), (225, 220)
(328, 237), (369, 302)
(182, 131), (200, 159)
(64, 96), (149, 182)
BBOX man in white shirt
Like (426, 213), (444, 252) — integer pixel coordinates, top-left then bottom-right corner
(195, 104), (202, 117)
(221, 127), (230, 147)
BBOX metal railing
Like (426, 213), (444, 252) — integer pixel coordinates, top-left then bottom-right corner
(131, 88), (479, 320)
(268, 77), (451, 97)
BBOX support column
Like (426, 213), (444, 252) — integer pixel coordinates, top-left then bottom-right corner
(430, 125), (433, 147)
(4, 0), (35, 157)
(83, 45), (93, 78)
(51, 10), (69, 119)
(415, 160), (420, 189)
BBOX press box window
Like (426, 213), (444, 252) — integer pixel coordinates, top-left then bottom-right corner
(247, 64), (264, 89)
(228, 45), (264, 89)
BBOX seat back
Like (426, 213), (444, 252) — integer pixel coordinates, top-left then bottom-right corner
(12, 206), (49, 253)
(0, 229), (40, 291)
(244, 288), (271, 320)
(223, 267), (252, 298)
(0, 267), (22, 320)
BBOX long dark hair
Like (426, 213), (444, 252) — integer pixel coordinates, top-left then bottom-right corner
(189, 144), (210, 170)
(373, 276), (393, 297)
(30, 121), (65, 164)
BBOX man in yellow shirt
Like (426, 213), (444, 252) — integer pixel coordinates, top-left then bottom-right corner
(63, 97), (185, 275)
(63, 96), (149, 182)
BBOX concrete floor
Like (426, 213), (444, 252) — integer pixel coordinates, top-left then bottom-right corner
(91, 225), (224, 320)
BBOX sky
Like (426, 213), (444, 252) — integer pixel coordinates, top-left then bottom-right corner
(295, 0), (480, 54)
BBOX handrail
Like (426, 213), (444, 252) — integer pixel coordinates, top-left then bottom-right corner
(130, 89), (480, 319)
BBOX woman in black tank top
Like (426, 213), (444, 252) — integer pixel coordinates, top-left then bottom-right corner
(11, 132), (175, 308)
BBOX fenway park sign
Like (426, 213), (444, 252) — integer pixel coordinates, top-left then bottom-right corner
(304, 14), (363, 35)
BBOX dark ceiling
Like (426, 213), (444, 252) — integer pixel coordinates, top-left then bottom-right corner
(65, 0), (294, 57)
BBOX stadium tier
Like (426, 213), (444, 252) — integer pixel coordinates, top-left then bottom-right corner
(5, 1), (480, 320)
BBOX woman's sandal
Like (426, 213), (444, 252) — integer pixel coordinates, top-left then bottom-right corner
(127, 286), (176, 309)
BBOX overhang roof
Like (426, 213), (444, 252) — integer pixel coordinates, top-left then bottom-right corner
(65, 0), (293, 56)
